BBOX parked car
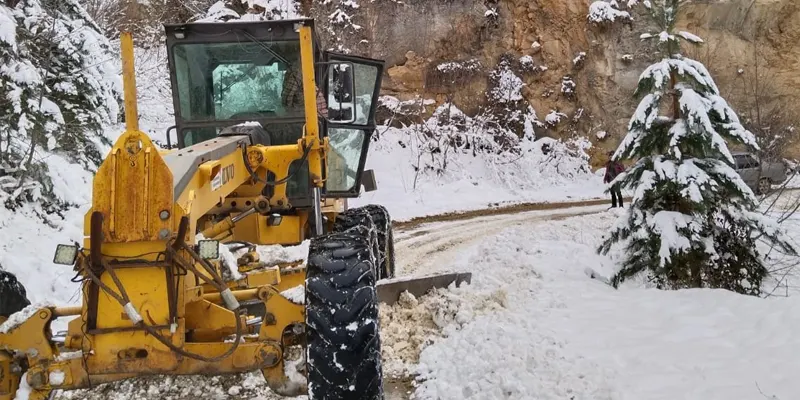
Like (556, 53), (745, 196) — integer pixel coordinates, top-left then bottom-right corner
(732, 152), (787, 195)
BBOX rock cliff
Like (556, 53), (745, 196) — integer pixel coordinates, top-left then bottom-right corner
(311, 0), (800, 165)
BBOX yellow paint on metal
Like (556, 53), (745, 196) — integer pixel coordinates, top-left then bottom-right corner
(201, 287), (262, 304)
(275, 269), (305, 294)
(0, 351), (21, 400)
(299, 25), (325, 188)
(120, 32), (138, 133)
(0, 22), (357, 400)
(235, 268), (282, 289)
(185, 300), (241, 340)
(90, 126), (174, 243)
(53, 306), (81, 317)
(96, 268), (171, 329)
(232, 213), (307, 245)
(0, 307), (57, 363)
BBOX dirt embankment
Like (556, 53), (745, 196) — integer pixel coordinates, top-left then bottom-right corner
(311, 0), (800, 164)
(393, 197), (626, 230)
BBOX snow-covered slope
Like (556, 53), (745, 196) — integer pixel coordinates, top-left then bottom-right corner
(352, 128), (605, 221)
(0, 157), (93, 308)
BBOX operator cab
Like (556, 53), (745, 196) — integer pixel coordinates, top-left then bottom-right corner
(163, 19), (384, 199)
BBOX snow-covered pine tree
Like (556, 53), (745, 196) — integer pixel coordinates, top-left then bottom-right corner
(597, 0), (795, 296)
(0, 0), (120, 211)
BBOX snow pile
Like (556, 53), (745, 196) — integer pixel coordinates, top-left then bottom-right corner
(379, 288), (508, 379)
(254, 241), (309, 265)
(201, 0), (300, 22)
(280, 285), (305, 304)
(413, 213), (621, 399)
(411, 210), (800, 400)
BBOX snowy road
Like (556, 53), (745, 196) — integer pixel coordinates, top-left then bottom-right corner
(54, 201), (800, 400)
(394, 208), (800, 400)
(394, 204), (609, 276)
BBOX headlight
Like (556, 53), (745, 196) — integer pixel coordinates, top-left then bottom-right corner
(53, 244), (79, 265)
(197, 240), (219, 260)
(267, 214), (283, 226)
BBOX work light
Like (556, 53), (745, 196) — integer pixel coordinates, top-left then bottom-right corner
(53, 244), (79, 265)
(197, 240), (220, 260)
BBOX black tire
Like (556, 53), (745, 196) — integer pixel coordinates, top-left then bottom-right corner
(0, 269), (30, 318)
(334, 205), (395, 280)
(305, 229), (383, 400)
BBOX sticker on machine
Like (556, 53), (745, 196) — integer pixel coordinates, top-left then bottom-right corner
(211, 164), (234, 191)
(211, 172), (223, 191)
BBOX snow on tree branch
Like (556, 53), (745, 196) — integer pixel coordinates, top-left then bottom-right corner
(0, 0), (121, 211)
(201, 0), (299, 22)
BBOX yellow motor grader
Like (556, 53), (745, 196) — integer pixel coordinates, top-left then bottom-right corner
(0, 18), (470, 400)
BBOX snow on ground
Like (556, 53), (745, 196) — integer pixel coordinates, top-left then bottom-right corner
(352, 129), (606, 221)
(401, 209), (800, 400)
(19, 40), (800, 400)
(0, 156), (96, 333)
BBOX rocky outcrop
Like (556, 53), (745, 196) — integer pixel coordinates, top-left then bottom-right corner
(312, 0), (800, 164)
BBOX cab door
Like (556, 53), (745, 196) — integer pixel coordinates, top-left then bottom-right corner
(321, 52), (385, 198)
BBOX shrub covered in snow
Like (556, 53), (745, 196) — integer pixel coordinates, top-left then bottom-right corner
(587, 1), (631, 24)
(561, 76), (576, 99)
(201, 0), (299, 22)
(484, 56), (543, 139)
(598, 0), (795, 295)
(426, 59), (483, 91)
(545, 110), (567, 126)
(369, 103), (594, 206)
(0, 0), (121, 211)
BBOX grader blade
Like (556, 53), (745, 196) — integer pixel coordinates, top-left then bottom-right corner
(376, 273), (472, 305)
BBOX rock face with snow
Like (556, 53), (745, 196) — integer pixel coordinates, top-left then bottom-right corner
(307, 0), (800, 164)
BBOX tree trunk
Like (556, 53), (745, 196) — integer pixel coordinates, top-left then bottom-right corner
(670, 70), (680, 120)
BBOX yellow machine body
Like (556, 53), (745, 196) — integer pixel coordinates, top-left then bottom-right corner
(0, 18), (371, 400)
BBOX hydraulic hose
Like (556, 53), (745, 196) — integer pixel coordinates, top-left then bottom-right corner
(82, 256), (244, 363)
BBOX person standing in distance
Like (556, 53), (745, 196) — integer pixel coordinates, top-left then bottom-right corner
(603, 151), (625, 208)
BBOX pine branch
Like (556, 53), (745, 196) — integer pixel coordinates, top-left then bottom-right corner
(16, 16), (58, 192)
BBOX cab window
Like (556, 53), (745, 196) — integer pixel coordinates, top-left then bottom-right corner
(172, 40), (304, 122)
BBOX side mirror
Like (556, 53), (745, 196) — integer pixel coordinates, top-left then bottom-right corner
(362, 169), (377, 192)
(327, 62), (356, 124)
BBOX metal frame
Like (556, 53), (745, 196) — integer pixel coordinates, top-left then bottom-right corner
(163, 19), (318, 149)
(321, 51), (385, 198)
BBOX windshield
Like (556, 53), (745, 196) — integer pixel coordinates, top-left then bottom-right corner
(172, 40), (303, 122)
